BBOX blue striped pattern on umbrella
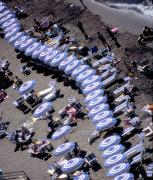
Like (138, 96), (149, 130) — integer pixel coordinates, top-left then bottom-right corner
(71, 65), (90, 79)
(43, 50), (59, 64)
(50, 52), (67, 67)
(62, 158), (84, 173)
(19, 38), (36, 51)
(52, 126), (71, 140)
(53, 142), (75, 156)
(4, 27), (20, 39)
(0, 14), (14, 24)
(18, 80), (36, 95)
(13, 35), (28, 49)
(74, 173), (90, 180)
(0, 5), (7, 13)
(0, 10), (11, 19)
(8, 32), (24, 44)
(95, 118), (117, 131)
(58, 55), (76, 70)
(88, 104), (109, 118)
(32, 45), (46, 59)
(39, 47), (53, 61)
(102, 145), (125, 159)
(1, 18), (18, 29)
(87, 96), (107, 110)
(0, 2), (5, 6)
(25, 42), (40, 56)
(83, 82), (103, 95)
(107, 163), (130, 177)
(4, 22), (20, 33)
(114, 173), (134, 180)
(33, 102), (52, 118)
(104, 154), (126, 168)
(81, 75), (102, 88)
(64, 60), (82, 75)
(76, 69), (96, 83)
(99, 135), (121, 151)
(84, 89), (104, 103)
(92, 110), (113, 124)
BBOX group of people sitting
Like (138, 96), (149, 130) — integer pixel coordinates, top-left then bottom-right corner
(138, 26), (153, 45)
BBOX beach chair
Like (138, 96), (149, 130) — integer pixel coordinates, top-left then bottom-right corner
(142, 124), (153, 137)
(122, 126), (135, 137)
(103, 70), (117, 87)
(114, 94), (130, 105)
(130, 152), (143, 165)
(113, 99), (128, 115)
(68, 96), (76, 105)
(13, 97), (30, 113)
(137, 59), (150, 74)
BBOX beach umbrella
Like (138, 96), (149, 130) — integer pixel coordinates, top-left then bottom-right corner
(0, 14), (15, 25)
(81, 75), (102, 88)
(18, 38), (36, 51)
(92, 110), (113, 124)
(95, 118), (117, 131)
(25, 42), (40, 56)
(76, 69), (96, 83)
(84, 89), (104, 104)
(0, 5), (7, 13)
(83, 82), (103, 95)
(87, 96), (107, 110)
(0, 2), (5, 6)
(13, 35), (28, 49)
(71, 65), (90, 79)
(4, 27), (20, 40)
(8, 31), (24, 44)
(4, 22), (20, 33)
(58, 55), (76, 70)
(38, 47), (54, 61)
(64, 60), (82, 75)
(88, 103), (109, 118)
(104, 154), (127, 168)
(114, 173), (134, 180)
(107, 163), (130, 177)
(18, 80), (36, 95)
(33, 102), (52, 118)
(52, 126), (71, 140)
(74, 173), (90, 180)
(31, 45), (47, 59)
(43, 50), (60, 64)
(99, 135), (121, 151)
(0, 10), (11, 19)
(101, 145), (125, 159)
(1, 18), (18, 29)
(50, 52), (67, 67)
(61, 158), (84, 174)
(53, 142), (75, 156)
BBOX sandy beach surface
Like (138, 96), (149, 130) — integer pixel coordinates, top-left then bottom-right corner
(0, 0), (153, 179)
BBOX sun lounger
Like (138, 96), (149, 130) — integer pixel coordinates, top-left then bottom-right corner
(142, 125), (153, 137)
(130, 152), (143, 165)
(113, 99), (128, 115)
(114, 94), (130, 105)
(122, 126), (135, 137)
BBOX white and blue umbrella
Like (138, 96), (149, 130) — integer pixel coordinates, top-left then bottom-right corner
(88, 103), (109, 118)
(61, 158), (84, 174)
(102, 145), (125, 159)
(71, 65), (90, 79)
(99, 135), (121, 151)
(76, 69), (96, 83)
(83, 82), (103, 95)
(0, 5), (7, 13)
(114, 173), (134, 180)
(58, 55), (76, 70)
(4, 27), (20, 40)
(18, 38), (36, 51)
(95, 118), (117, 131)
(87, 96), (107, 110)
(18, 80), (36, 95)
(25, 42), (40, 56)
(81, 75), (102, 88)
(0, 2), (5, 6)
(53, 142), (75, 156)
(0, 14), (15, 25)
(1, 18), (18, 29)
(33, 102), (52, 118)
(104, 154), (126, 168)
(32, 45), (46, 59)
(52, 126), (71, 140)
(92, 110), (113, 124)
(107, 163), (130, 177)
(4, 22), (20, 33)
(8, 31), (24, 44)
(43, 50), (60, 64)
(13, 35), (28, 49)
(50, 52), (67, 67)
(64, 60), (82, 75)
(74, 173), (90, 180)
(38, 47), (53, 61)
(84, 89), (104, 104)
(0, 10), (11, 19)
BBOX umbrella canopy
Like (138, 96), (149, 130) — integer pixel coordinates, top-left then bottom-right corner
(13, 35), (28, 49)
(114, 173), (134, 180)
(0, 10), (11, 19)
(58, 55), (76, 70)
(104, 154), (126, 168)
(32, 45), (47, 59)
(64, 60), (82, 75)
(74, 173), (90, 180)
(81, 75), (102, 88)
(107, 163), (130, 177)
(101, 145), (125, 159)
(71, 65), (90, 79)
(43, 50), (60, 64)
(0, 14), (15, 24)
(0, 2), (5, 6)
(84, 89), (104, 104)
(99, 135), (121, 151)
(53, 142), (75, 156)
(18, 80), (36, 95)
(0, 6), (7, 13)
(87, 96), (107, 110)
(4, 27), (20, 39)
(18, 38), (36, 51)
(25, 42), (40, 56)
(88, 103), (109, 118)
(76, 69), (96, 83)
(61, 158), (84, 174)
(33, 102), (52, 118)
(50, 52), (67, 67)
(92, 110), (113, 124)
(8, 31), (24, 44)
(38, 47), (53, 61)
(83, 81), (103, 95)
(1, 18), (18, 29)
(4, 22), (20, 33)
(52, 126), (71, 140)
(95, 118), (117, 131)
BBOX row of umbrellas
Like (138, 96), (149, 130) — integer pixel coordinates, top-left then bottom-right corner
(0, 2), (134, 179)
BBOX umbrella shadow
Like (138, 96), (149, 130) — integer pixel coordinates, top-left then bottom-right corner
(122, 141), (132, 151)
(103, 127), (123, 139)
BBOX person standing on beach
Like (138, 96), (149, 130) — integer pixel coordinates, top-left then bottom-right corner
(97, 32), (111, 51)
(80, 0), (87, 10)
(77, 20), (89, 40)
